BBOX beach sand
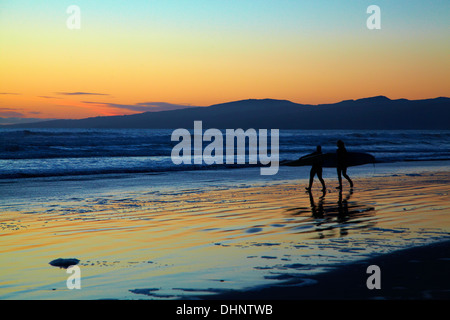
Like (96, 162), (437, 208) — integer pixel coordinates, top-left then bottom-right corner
(0, 164), (449, 300)
(201, 240), (450, 300)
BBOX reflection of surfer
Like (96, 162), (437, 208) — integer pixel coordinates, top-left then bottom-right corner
(337, 188), (352, 217)
(336, 140), (353, 189)
(304, 146), (326, 192)
(337, 188), (353, 236)
(308, 188), (326, 219)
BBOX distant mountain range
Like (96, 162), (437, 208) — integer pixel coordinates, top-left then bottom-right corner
(4, 96), (450, 130)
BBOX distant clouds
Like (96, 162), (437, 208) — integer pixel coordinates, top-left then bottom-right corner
(0, 108), (53, 125)
(0, 89), (201, 119)
(83, 101), (199, 113)
(46, 95), (196, 114)
(38, 95), (63, 99)
(0, 107), (24, 118)
(56, 92), (110, 96)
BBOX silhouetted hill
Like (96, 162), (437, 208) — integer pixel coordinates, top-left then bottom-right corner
(6, 96), (450, 129)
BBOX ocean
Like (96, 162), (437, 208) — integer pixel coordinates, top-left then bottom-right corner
(1, 128), (449, 179)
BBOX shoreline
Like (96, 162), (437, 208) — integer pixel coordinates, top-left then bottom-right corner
(1, 159), (450, 182)
(199, 240), (450, 300)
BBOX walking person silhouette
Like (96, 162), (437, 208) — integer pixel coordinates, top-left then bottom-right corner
(336, 140), (353, 189)
(304, 145), (326, 192)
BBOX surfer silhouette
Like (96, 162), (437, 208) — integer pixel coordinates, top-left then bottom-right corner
(336, 140), (353, 189)
(304, 145), (326, 192)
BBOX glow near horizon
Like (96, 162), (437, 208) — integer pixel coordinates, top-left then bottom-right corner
(0, 0), (449, 119)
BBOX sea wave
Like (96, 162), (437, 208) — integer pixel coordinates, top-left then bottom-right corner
(1, 128), (449, 179)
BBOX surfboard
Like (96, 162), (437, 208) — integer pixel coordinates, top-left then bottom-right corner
(282, 152), (375, 168)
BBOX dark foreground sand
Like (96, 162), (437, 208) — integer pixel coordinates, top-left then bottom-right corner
(202, 240), (450, 300)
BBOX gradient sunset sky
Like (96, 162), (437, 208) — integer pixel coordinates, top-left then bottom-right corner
(1, 0), (449, 120)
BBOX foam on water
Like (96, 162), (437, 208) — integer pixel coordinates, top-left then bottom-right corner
(1, 129), (449, 179)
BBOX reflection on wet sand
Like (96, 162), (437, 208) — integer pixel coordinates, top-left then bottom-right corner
(286, 189), (376, 238)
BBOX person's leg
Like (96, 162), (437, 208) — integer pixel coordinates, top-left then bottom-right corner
(336, 167), (343, 189)
(306, 168), (315, 190)
(342, 167), (353, 188)
(317, 168), (326, 191)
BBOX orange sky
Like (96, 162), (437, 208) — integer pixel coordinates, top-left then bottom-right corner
(1, 1), (449, 120)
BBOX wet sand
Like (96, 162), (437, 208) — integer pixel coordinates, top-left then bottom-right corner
(0, 165), (449, 300)
(201, 240), (450, 300)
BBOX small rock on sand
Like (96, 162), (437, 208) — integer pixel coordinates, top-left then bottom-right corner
(49, 258), (80, 269)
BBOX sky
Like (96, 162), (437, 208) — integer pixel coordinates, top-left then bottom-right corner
(0, 0), (449, 121)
